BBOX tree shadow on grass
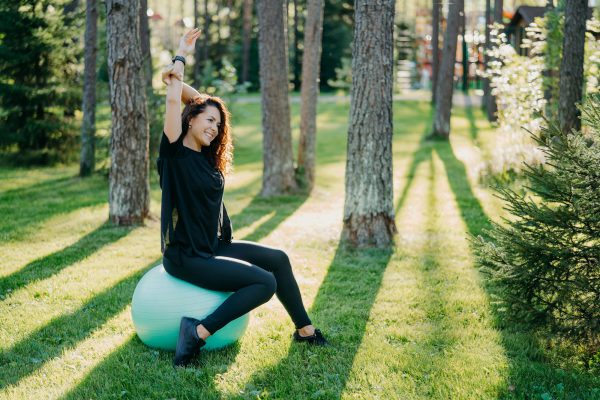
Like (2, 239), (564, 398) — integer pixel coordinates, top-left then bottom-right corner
(231, 192), (309, 243)
(433, 139), (600, 397)
(0, 222), (132, 297)
(0, 174), (107, 242)
(59, 336), (241, 400)
(0, 257), (159, 391)
(227, 242), (394, 399)
(463, 95), (479, 142)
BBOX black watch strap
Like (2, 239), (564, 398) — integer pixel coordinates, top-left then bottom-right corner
(172, 55), (186, 66)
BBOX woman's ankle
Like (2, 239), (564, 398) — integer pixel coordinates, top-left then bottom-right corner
(196, 323), (211, 340)
(297, 325), (315, 337)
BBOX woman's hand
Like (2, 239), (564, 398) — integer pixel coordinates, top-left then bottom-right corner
(177, 27), (201, 55)
(162, 63), (183, 86)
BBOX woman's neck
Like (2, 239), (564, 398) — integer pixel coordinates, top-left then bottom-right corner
(183, 135), (202, 152)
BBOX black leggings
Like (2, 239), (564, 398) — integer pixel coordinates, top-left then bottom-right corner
(162, 240), (312, 335)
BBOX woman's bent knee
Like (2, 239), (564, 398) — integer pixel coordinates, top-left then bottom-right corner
(262, 273), (277, 299)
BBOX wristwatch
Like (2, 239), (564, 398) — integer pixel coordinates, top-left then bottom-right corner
(172, 55), (186, 66)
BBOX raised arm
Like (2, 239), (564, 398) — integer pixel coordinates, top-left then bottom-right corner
(182, 82), (201, 105)
(162, 28), (201, 143)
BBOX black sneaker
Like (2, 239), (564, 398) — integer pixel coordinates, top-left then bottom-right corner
(173, 317), (206, 367)
(293, 328), (329, 346)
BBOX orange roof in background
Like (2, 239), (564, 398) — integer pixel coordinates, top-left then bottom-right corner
(503, 10), (514, 20)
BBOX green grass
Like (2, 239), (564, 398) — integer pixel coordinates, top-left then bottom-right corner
(1, 97), (599, 399)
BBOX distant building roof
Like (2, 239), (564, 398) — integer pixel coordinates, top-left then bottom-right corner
(508, 5), (595, 28)
(508, 6), (545, 27)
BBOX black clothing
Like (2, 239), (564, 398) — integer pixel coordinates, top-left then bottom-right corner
(158, 132), (311, 337)
(163, 240), (312, 334)
(157, 132), (232, 259)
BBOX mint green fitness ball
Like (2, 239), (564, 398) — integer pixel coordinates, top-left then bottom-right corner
(131, 265), (249, 351)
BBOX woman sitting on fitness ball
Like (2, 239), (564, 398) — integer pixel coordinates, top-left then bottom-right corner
(158, 28), (329, 368)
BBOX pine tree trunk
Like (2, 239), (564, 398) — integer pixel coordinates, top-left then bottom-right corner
(431, 0), (440, 104)
(297, 0), (324, 191)
(242, 0), (253, 84)
(482, 0), (491, 115)
(558, 0), (587, 133)
(203, 0), (209, 62)
(139, 0), (152, 90)
(343, 0), (397, 247)
(106, 0), (150, 225)
(486, 0), (502, 121)
(256, 0), (296, 196)
(292, 0), (301, 91)
(80, 0), (97, 177)
(431, 0), (462, 139)
(494, 0), (503, 23)
(194, 0), (202, 87)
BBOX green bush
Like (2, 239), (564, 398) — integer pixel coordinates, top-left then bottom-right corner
(474, 94), (600, 354)
(0, 1), (82, 165)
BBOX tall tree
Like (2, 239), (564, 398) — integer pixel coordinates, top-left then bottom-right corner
(431, 0), (441, 104)
(297, 0), (324, 191)
(431, 0), (462, 139)
(202, 0), (209, 63)
(343, 0), (397, 247)
(139, 0), (152, 90)
(256, 0), (296, 196)
(193, 0), (202, 86)
(291, 0), (301, 91)
(482, 0), (491, 116)
(486, 0), (502, 121)
(106, 0), (150, 225)
(558, 0), (587, 133)
(80, 0), (98, 177)
(0, 0), (81, 164)
(242, 0), (254, 83)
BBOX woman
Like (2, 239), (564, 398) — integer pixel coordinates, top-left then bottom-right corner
(159, 28), (328, 368)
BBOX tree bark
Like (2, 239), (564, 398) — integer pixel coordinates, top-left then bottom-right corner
(486, 0), (502, 121)
(431, 0), (462, 139)
(139, 0), (152, 90)
(482, 0), (491, 114)
(494, 0), (503, 22)
(256, 0), (296, 196)
(194, 0), (202, 87)
(80, 0), (97, 177)
(203, 0), (210, 62)
(297, 0), (324, 191)
(342, 0), (396, 247)
(242, 0), (253, 83)
(106, 0), (150, 225)
(292, 0), (301, 91)
(431, 0), (441, 104)
(558, 0), (587, 133)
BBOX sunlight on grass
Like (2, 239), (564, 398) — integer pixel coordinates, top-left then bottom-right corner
(1, 310), (134, 399)
(1, 99), (598, 399)
(0, 204), (108, 278)
(235, 211), (276, 239)
(0, 221), (159, 349)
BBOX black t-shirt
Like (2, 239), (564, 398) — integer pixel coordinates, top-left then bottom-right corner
(157, 132), (233, 263)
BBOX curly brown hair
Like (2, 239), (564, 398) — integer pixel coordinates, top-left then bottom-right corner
(180, 94), (233, 174)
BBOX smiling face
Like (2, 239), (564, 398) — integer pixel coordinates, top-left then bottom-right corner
(188, 105), (222, 147)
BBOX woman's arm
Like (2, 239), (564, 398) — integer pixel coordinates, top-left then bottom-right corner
(181, 82), (201, 105)
(162, 28), (201, 143)
(163, 62), (184, 143)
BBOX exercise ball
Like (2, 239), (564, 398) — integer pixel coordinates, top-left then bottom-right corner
(131, 265), (249, 351)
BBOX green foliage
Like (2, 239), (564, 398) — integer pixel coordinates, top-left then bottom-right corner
(326, 56), (352, 92)
(0, 1), (82, 164)
(474, 94), (600, 355)
(320, 0), (353, 92)
(540, 3), (564, 120)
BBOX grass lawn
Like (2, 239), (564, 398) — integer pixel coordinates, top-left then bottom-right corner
(0, 97), (598, 399)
